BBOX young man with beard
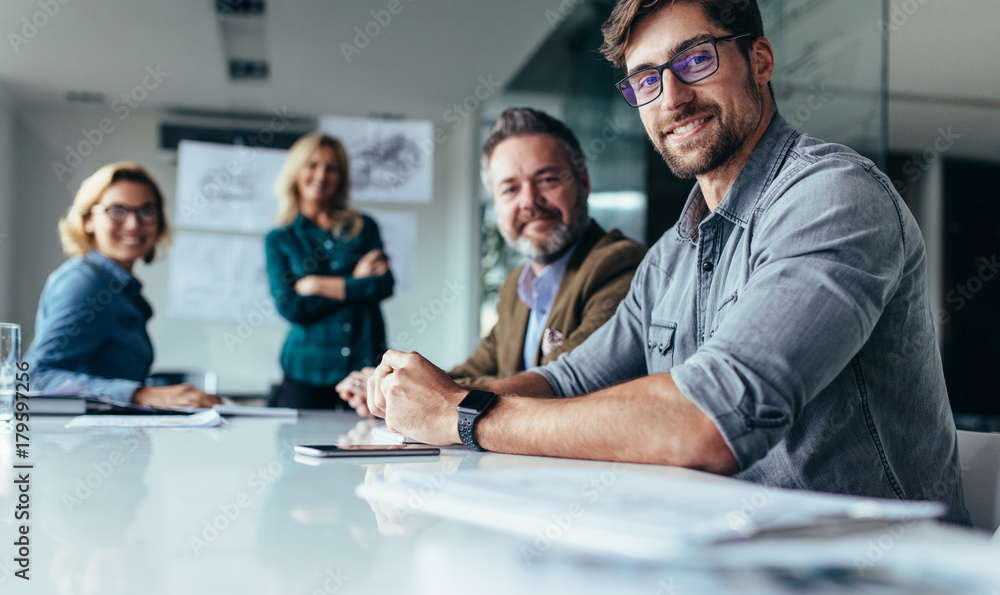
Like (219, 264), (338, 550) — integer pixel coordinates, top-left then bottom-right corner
(364, 0), (968, 523)
(335, 108), (647, 415)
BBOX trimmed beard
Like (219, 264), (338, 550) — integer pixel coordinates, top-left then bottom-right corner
(500, 198), (590, 265)
(654, 67), (762, 180)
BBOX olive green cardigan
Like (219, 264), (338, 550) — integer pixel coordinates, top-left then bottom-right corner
(449, 221), (647, 383)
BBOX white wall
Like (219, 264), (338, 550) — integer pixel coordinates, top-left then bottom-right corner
(0, 83), (15, 322)
(12, 103), (480, 394)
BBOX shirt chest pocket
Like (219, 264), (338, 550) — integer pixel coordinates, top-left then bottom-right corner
(709, 290), (739, 339)
(647, 321), (677, 371)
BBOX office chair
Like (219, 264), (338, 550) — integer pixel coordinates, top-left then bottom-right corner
(955, 429), (1000, 535)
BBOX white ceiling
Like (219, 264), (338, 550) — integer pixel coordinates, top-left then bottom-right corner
(0, 0), (997, 159)
(0, 0), (556, 119)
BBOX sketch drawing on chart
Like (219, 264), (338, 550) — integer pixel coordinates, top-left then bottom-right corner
(197, 169), (258, 202)
(352, 134), (424, 191)
(175, 140), (287, 233)
(319, 115), (434, 203)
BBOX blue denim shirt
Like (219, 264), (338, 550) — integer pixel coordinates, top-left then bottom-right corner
(25, 250), (154, 403)
(537, 114), (969, 524)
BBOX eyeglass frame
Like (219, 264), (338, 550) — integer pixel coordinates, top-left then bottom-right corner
(615, 33), (754, 108)
(91, 203), (160, 226)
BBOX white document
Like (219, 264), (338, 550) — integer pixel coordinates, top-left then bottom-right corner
(320, 115), (434, 203)
(166, 231), (279, 322)
(65, 409), (226, 429)
(212, 404), (296, 418)
(357, 468), (946, 559)
(175, 140), (287, 233)
(371, 426), (421, 444)
(174, 403), (297, 418)
(365, 209), (417, 291)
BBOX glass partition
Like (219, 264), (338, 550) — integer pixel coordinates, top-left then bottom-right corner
(477, 0), (888, 336)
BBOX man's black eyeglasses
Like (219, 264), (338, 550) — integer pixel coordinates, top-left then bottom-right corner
(615, 33), (753, 108)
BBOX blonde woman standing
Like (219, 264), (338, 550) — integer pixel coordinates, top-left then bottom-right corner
(25, 163), (219, 408)
(265, 132), (394, 409)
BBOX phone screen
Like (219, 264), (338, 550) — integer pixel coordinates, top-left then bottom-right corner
(294, 444), (441, 458)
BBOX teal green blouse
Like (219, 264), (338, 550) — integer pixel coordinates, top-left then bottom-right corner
(264, 213), (393, 386)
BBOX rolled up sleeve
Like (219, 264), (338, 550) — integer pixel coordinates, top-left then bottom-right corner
(670, 160), (906, 470)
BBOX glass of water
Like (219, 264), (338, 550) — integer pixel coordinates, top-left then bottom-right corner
(0, 323), (20, 425)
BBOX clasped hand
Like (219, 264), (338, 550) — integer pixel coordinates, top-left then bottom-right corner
(365, 350), (466, 445)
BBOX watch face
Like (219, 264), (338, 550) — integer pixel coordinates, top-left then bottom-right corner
(458, 390), (497, 413)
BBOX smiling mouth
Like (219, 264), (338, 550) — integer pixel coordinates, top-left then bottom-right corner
(669, 117), (710, 135)
(116, 236), (146, 246)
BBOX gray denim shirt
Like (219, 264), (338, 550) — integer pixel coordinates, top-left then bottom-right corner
(536, 114), (969, 524)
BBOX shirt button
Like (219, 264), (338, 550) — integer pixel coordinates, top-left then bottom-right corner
(332, 261), (340, 269)
(324, 240), (333, 249)
(342, 323), (351, 332)
(341, 347), (351, 357)
(702, 261), (714, 272)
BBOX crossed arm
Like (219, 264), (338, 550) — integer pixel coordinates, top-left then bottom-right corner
(365, 350), (737, 474)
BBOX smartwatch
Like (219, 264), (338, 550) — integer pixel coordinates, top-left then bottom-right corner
(457, 390), (499, 452)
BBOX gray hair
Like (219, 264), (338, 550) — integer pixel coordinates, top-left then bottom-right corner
(480, 108), (587, 190)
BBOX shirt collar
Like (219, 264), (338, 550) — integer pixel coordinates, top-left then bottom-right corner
(676, 113), (799, 242)
(516, 230), (584, 308)
(85, 249), (140, 288)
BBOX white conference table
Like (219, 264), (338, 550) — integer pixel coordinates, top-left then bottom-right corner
(1, 411), (998, 595)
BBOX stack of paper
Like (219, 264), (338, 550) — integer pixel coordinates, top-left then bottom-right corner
(65, 409), (226, 429)
(357, 468), (946, 559)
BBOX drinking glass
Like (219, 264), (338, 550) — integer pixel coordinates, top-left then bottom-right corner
(0, 323), (21, 425)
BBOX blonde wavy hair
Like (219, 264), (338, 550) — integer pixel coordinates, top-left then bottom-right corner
(58, 162), (171, 264)
(274, 131), (362, 238)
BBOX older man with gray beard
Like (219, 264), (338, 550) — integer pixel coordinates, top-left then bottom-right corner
(336, 108), (646, 415)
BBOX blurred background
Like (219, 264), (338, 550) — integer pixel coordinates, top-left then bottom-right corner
(0, 0), (997, 420)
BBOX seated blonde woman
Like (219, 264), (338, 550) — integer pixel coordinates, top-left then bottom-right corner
(24, 162), (219, 409)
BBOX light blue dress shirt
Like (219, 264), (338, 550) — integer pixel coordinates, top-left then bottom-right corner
(516, 235), (582, 370)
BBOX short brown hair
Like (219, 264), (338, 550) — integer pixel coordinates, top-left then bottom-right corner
(59, 162), (171, 264)
(600, 0), (766, 69)
(480, 107), (587, 190)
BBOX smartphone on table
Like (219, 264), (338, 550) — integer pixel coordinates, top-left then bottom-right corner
(294, 444), (441, 458)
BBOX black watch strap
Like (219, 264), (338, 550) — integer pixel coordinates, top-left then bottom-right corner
(457, 390), (498, 451)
